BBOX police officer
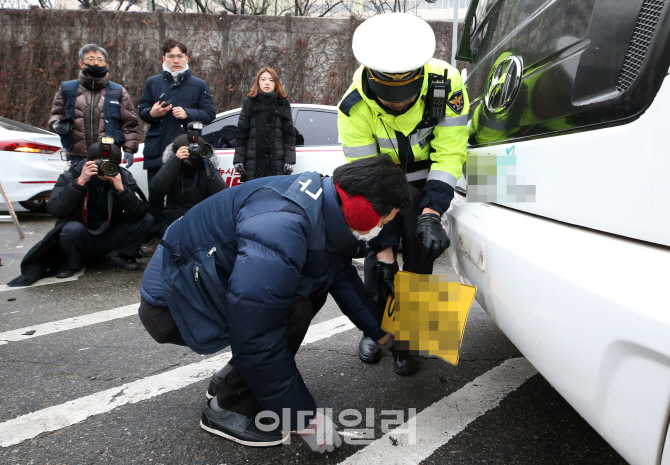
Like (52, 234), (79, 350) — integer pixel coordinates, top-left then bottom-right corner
(337, 13), (469, 376)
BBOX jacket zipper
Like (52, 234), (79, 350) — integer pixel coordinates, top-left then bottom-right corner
(196, 249), (215, 282)
(90, 89), (97, 146)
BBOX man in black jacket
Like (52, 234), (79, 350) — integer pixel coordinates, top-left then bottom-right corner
(139, 38), (216, 227)
(49, 141), (153, 278)
(150, 134), (226, 238)
(7, 143), (153, 287)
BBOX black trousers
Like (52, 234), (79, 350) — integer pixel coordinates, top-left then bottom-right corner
(364, 187), (434, 321)
(138, 292), (328, 418)
(146, 168), (165, 230)
(58, 214), (154, 270)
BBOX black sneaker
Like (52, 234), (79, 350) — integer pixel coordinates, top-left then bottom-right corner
(206, 363), (233, 399)
(103, 251), (139, 270)
(200, 400), (288, 447)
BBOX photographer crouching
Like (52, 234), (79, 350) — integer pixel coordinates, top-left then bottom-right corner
(150, 122), (226, 238)
(7, 139), (153, 287)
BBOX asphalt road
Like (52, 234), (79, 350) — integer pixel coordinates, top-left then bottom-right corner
(0, 213), (628, 464)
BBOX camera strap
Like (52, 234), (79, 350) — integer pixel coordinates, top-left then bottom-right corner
(159, 239), (185, 267)
(82, 188), (114, 236)
(181, 170), (199, 193)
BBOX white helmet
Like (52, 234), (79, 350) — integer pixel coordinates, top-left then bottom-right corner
(352, 13), (436, 102)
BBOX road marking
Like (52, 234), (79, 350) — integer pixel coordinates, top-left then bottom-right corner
(0, 315), (356, 447)
(0, 303), (139, 344)
(0, 267), (86, 293)
(338, 357), (537, 465)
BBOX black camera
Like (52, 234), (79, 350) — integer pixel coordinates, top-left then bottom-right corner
(161, 99), (171, 108)
(95, 137), (120, 177)
(186, 122), (214, 159)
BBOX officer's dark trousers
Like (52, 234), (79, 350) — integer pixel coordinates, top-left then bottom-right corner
(147, 168), (165, 232)
(138, 292), (328, 418)
(58, 214), (154, 270)
(364, 189), (434, 318)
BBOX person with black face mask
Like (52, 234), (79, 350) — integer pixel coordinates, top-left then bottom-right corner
(149, 133), (226, 238)
(49, 44), (139, 167)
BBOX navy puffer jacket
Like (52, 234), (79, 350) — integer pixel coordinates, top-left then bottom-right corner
(140, 173), (384, 430)
(139, 69), (216, 170)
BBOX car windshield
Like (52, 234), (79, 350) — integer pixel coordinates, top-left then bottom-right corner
(0, 117), (51, 134)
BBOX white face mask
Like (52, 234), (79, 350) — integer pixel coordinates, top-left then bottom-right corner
(352, 225), (382, 242)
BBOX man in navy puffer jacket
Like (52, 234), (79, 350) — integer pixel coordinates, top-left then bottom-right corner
(139, 38), (216, 226)
(139, 156), (410, 453)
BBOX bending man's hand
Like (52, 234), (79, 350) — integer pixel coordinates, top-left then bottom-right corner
(298, 411), (342, 454)
(416, 212), (450, 263)
(376, 332), (394, 350)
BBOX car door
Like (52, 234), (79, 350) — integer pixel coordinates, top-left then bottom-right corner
(292, 108), (345, 176)
(202, 112), (241, 188)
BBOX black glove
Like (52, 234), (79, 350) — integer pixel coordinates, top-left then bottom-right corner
(416, 213), (450, 263)
(123, 151), (134, 168)
(283, 163), (294, 174)
(377, 260), (399, 308)
(234, 163), (245, 174)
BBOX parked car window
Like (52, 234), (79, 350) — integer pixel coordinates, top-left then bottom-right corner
(0, 117), (52, 134)
(202, 114), (240, 148)
(294, 110), (339, 146)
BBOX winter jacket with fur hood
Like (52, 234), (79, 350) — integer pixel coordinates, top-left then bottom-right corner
(233, 93), (296, 180)
(49, 70), (139, 159)
(149, 143), (227, 229)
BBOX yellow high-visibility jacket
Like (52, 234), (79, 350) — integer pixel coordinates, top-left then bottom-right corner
(337, 59), (469, 214)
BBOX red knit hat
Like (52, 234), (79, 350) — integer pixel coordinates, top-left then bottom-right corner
(335, 182), (380, 231)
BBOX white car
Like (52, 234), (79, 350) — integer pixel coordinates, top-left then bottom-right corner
(128, 104), (345, 194)
(0, 117), (66, 212)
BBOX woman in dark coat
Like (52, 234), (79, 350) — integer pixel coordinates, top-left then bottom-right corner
(233, 67), (296, 181)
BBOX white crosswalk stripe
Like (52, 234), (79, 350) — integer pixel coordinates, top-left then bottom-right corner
(0, 303), (536, 463)
(0, 268), (86, 293)
(0, 303), (139, 344)
(338, 357), (537, 465)
(0, 315), (355, 448)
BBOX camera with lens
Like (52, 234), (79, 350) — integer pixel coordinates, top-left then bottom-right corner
(186, 122), (214, 159)
(95, 137), (120, 177)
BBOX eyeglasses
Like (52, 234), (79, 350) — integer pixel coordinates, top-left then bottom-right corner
(83, 57), (107, 65)
(166, 54), (186, 60)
